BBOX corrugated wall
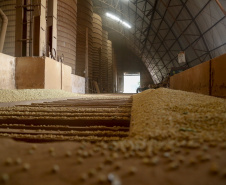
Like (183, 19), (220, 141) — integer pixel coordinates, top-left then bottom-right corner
(112, 49), (117, 93)
(100, 30), (108, 92)
(0, 0), (16, 56)
(76, 0), (93, 78)
(92, 13), (102, 83)
(57, 0), (77, 74)
(107, 40), (113, 93)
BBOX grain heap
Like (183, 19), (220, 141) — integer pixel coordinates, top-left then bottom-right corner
(0, 88), (226, 185)
(0, 93), (132, 141)
(130, 88), (226, 142)
(0, 89), (79, 103)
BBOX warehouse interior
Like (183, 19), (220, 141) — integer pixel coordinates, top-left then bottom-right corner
(0, 0), (226, 184)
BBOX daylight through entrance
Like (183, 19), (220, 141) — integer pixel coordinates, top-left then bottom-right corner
(123, 73), (140, 93)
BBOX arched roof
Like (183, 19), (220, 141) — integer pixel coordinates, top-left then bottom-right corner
(92, 0), (226, 83)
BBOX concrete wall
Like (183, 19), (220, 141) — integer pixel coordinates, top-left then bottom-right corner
(170, 53), (226, 98)
(0, 53), (16, 89)
(71, 74), (85, 94)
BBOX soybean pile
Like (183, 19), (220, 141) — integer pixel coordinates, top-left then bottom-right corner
(0, 88), (226, 185)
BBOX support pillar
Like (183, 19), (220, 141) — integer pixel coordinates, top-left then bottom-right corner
(15, 0), (24, 57)
(33, 0), (46, 56)
(46, 0), (57, 59)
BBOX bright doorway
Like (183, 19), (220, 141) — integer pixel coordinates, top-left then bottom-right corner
(123, 72), (140, 93)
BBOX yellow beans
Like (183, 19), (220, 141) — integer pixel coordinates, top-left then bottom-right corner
(22, 163), (30, 171)
(52, 165), (60, 173)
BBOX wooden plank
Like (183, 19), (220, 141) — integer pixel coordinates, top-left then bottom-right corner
(170, 61), (210, 95)
(211, 53), (226, 98)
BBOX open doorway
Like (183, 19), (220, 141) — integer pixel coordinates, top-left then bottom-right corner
(123, 72), (140, 93)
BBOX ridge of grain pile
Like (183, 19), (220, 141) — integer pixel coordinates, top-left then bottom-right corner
(0, 89), (80, 103)
(130, 88), (226, 141)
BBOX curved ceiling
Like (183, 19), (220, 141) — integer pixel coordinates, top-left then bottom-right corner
(92, 0), (226, 83)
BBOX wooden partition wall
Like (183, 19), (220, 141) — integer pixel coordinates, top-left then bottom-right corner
(170, 53), (226, 98)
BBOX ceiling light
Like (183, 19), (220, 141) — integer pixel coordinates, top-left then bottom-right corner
(106, 12), (132, 29)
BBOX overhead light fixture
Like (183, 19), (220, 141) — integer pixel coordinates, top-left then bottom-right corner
(106, 12), (132, 29)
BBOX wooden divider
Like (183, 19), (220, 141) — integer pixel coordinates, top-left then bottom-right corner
(170, 53), (226, 98)
(16, 57), (72, 92)
(170, 61), (210, 95)
(211, 53), (226, 98)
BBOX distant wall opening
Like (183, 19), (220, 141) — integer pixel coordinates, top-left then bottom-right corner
(123, 72), (140, 93)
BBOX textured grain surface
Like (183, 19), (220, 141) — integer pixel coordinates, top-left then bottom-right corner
(0, 93), (132, 141)
(0, 88), (226, 185)
(130, 88), (226, 141)
(0, 89), (79, 103)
